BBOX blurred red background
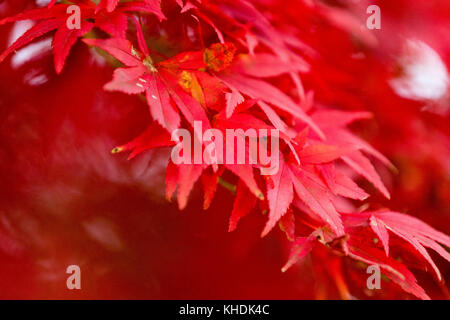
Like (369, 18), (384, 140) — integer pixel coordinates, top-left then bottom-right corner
(0, 0), (448, 299)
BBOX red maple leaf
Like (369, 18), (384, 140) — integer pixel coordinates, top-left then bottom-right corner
(0, 0), (164, 73)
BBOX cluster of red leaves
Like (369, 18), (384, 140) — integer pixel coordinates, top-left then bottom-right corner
(0, 0), (449, 299)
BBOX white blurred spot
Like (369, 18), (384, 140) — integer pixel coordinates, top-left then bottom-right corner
(11, 38), (52, 69)
(24, 70), (49, 86)
(390, 40), (449, 101)
(36, 0), (52, 6)
(8, 20), (35, 45)
(88, 47), (107, 67)
(83, 217), (124, 252)
(8, 20), (52, 69)
(186, 26), (196, 42)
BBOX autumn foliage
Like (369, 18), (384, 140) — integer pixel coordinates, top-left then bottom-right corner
(0, 0), (449, 299)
